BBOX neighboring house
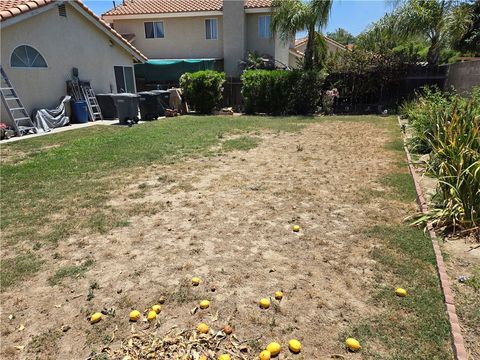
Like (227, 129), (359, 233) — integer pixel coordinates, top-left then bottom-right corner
(289, 35), (346, 68)
(102, 0), (294, 78)
(0, 0), (147, 124)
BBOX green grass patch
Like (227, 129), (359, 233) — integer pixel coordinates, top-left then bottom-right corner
(48, 259), (94, 286)
(0, 253), (44, 291)
(222, 136), (260, 152)
(349, 225), (453, 359)
(380, 173), (416, 203)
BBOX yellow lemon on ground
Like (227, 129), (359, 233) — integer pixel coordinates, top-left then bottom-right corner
(259, 298), (270, 309)
(288, 339), (302, 353)
(266, 342), (281, 356)
(152, 304), (162, 314)
(199, 300), (210, 309)
(292, 225), (300, 232)
(274, 291), (283, 300)
(345, 338), (361, 351)
(147, 310), (157, 321)
(129, 310), (141, 321)
(90, 312), (102, 324)
(395, 288), (407, 297)
(197, 323), (209, 334)
(218, 355), (231, 360)
(259, 350), (271, 360)
(192, 277), (201, 286)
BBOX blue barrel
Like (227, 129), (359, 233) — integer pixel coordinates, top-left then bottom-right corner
(72, 101), (88, 123)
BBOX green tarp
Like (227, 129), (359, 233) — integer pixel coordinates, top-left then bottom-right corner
(135, 58), (218, 82)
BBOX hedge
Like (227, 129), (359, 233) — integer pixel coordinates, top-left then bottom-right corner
(180, 70), (226, 114)
(241, 70), (324, 115)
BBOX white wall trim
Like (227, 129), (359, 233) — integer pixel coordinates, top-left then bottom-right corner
(103, 11), (223, 22)
(245, 8), (271, 14)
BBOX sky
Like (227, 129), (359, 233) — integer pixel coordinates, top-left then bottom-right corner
(84, 0), (395, 37)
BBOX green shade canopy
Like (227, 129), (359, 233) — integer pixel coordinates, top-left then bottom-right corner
(135, 58), (220, 82)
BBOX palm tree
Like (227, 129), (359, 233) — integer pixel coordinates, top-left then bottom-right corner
(271, 0), (333, 71)
(394, 0), (456, 65)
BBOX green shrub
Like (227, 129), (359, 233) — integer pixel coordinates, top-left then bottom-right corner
(180, 70), (225, 114)
(241, 70), (323, 115)
(409, 87), (480, 230)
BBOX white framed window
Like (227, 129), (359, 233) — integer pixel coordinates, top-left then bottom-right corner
(114, 66), (135, 93)
(10, 45), (47, 68)
(258, 15), (271, 39)
(205, 19), (218, 40)
(144, 21), (164, 39)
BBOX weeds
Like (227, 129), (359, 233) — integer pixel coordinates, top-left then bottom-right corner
(48, 259), (95, 286)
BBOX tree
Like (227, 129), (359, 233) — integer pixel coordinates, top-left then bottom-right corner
(327, 28), (356, 45)
(393, 0), (472, 65)
(450, 0), (480, 55)
(271, 0), (333, 71)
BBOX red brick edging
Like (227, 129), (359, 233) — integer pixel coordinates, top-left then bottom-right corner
(398, 117), (468, 360)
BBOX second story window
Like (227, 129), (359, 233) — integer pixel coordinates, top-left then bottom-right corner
(205, 19), (218, 40)
(144, 21), (164, 39)
(258, 15), (271, 39)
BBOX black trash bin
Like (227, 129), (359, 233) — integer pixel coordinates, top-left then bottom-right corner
(96, 93), (139, 125)
(96, 94), (117, 119)
(138, 91), (165, 120)
(151, 90), (171, 109)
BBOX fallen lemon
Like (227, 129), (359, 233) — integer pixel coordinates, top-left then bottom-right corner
(199, 300), (210, 309)
(266, 342), (281, 356)
(197, 323), (209, 334)
(395, 288), (407, 297)
(90, 312), (102, 324)
(147, 310), (157, 321)
(259, 298), (270, 309)
(288, 339), (302, 353)
(292, 225), (300, 232)
(259, 350), (271, 360)
(274, 291), (283, 300)
(192, 277), (201, 286)
(345, 338), (361, 351)
(218, 355), (231, 360)
(129, 310), (141, 321)
(152, 304), (162, 314)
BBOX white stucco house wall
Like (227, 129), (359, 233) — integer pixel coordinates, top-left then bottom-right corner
(0, 0), (147, 124)
(102, 0), (294, 77)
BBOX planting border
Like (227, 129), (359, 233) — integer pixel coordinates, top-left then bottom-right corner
(398, 117), (468, 360)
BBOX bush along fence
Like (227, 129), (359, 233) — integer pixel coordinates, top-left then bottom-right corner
(241, 70), (324, 115)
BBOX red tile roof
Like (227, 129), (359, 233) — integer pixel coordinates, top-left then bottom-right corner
(0, 0), (147, 61)
(103, 0), (272, 16)
(295, 35), (346, 51)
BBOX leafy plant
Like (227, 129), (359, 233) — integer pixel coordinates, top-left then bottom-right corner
(410, 87), (480, 230)
(180, 70), (226, 114)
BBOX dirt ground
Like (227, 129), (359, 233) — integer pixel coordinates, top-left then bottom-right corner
(1, 121), (414, 359)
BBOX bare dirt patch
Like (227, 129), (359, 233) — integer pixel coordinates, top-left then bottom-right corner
(1, 120), (412, 359)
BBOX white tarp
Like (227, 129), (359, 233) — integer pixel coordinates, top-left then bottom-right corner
(33, 96), (71, 133)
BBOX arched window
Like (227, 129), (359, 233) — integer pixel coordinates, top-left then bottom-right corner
(10, 45), (47, 68)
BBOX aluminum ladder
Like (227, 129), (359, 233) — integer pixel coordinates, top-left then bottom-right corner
(80, 84), (103, 121)
(0, 66), (37, 136)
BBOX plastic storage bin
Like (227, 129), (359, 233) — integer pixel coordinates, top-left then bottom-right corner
(71, 100), (88, 123)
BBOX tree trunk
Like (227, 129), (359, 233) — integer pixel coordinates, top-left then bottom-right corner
(303, 24), (316, 71)
(427, 35), (441, 65)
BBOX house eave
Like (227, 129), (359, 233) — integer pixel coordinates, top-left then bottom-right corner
(103, 11), (223, 22)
